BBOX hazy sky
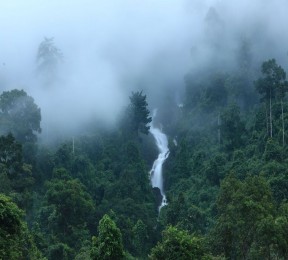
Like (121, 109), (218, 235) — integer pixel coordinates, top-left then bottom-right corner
(1, 0), (288, 139)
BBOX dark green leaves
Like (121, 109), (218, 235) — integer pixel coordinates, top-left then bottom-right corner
(149, 226), (208, 260)
(91, 214), (125, 260)
(0, 89), (41, 143)
(126, 91), (152, 136)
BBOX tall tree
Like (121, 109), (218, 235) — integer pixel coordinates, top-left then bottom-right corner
(255, 59), (287, 139)
(132, 219), (148, 257)
(276, 71), (288, 146)
(91, 214), (125, 260)
(220, 103), (245, 152)
(36, 37), (62, 85)
(126, 91), (152, 136)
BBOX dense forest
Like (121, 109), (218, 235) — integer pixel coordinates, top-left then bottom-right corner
(2, 44), (288, 259)
(2, 1), (288, 259)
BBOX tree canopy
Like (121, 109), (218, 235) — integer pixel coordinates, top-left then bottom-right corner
(2, 55), (288, 259)
(91, 214), (125, 260)
(0, 194), (43, 259)
(149, 226), (208, 260)
(0, 89), (41, 143)
(36, 37), (63, 85)
(126, 91), (152, 136)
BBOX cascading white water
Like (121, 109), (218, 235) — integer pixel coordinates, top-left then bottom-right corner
(149, 110), (170, 211)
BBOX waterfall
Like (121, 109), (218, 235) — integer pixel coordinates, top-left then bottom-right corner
(149, 110), (170, 211)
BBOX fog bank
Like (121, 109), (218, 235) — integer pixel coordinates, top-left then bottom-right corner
(0, 0), (288, 139)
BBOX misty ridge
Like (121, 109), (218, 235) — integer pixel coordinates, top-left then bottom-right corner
(0, 0), (288, 142)
(3, 1), (288, 259)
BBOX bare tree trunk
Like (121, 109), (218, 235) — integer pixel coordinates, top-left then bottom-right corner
(270, 89), (273, 138)
(282, 99), (285, 146)
(266, 105), (269, 136)
(218, 112), (221, 145)
(72, 137), (75, 154)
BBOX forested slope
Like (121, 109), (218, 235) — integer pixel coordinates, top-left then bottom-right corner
(1, 56), (288, 259)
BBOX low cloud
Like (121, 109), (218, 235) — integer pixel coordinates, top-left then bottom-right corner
(0, 0), (287, 140)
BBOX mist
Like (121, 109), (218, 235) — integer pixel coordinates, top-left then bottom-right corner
(1, 0), (288, 141)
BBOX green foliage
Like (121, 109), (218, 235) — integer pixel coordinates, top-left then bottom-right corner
(125, 91), (152, 136)
(47, 243), (73, 260)
(255, 59), (288, 139)
(149, 226), (209, 260)
(45, 178), (95, 226)
(91, 214), (125, 260)
(0, 134), (35, 209)
(0, 193), (24, 259)
(0, 133), (22, 175)
(165, 192), (186, 226)
(202, 74), (228, 111)
(264, 138), (282, 162)
(220, 103), (245, 152)
(255, 59), (287, 101)
(275, 203), (288, 258)
(210, 174), (278, 259)
(0, 89), (41, 143)
(4, 57), (288, 259)
(185, 73), (228, 113)
(269, 173), (288, 204)
(74, 240), (92, 260)
(35, 177), (95, 257)
(0, 194), (43, 259)
(204, 153), (227, 186)
(132, 219), (148, 257)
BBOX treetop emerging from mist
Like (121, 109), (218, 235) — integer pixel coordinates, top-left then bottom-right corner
(128, 91), (152, 136)
(36, 37), (63, 86)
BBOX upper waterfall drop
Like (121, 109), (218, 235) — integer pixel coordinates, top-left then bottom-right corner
(149, 109), (170, 211)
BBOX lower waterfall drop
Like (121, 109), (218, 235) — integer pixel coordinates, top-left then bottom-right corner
(149, 110), (170, 211)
